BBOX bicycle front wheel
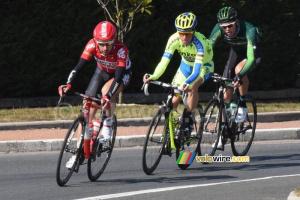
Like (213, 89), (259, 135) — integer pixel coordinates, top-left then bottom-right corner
(176, 104), (203, 169)
(142, 107), (168, 175)
(201, 98), (223, 157)
(56, 116), (85, 186)
(87, 115), (117, 181)
(231, 96), (257, 156)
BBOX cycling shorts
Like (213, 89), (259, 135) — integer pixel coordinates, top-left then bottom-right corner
(223, 47), (261, 79)
(171, 60), (214, 88)
(85, 67), (132, 97)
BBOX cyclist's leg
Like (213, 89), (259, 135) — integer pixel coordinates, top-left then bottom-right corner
(235, 45), (261, 98)
(85, 67), (108, 121)
(223, 48), (243, 104)
(101, 69), (132, 117)
(171, 68), (184, 111)
(101, 79), (123, 117)
(235, 60), (248, 96)
(188, 60), (214, 112)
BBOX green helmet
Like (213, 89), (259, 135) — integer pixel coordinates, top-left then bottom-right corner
(175, 12), (197, 32)
(217, 7), (237, 23)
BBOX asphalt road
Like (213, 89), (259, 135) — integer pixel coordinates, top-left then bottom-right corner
(0, 140), (299, 200)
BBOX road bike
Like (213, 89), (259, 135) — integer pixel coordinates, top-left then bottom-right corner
(56, 92), (117, 186)
(201, 73), (257, 157)
(142, 80), (204, 175)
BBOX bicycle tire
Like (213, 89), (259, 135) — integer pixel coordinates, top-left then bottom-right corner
(201, 98), (223, 157)
(231, 95), (257, 156)
(176, 104), (203, 169)
(142, 107), (168, 175)
(87, 115), (117, 181)
(56, 116), (85, 186)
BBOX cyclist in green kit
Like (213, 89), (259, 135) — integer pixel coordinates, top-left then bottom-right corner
(209, 7), (262, 123)
(143, 12), (214, 128)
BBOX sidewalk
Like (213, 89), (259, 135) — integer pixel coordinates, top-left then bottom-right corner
(0, 111), (299, 153)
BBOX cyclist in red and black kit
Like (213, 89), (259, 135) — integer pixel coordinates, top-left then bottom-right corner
(59, 21), (132, 145)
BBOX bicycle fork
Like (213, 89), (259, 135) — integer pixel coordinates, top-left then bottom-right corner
(83, 100), (93, 159)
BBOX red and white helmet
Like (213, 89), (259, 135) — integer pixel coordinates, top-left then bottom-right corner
(93, 21), (117, 42)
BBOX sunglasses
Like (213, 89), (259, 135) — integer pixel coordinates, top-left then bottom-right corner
(178, 31), (194, 36)
(96, 39), (114, 46)
(220, 21), (236, 29)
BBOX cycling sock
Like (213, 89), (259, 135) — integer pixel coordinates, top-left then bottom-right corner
(239, 95), (247, 107)
(225, 103), (230, 109)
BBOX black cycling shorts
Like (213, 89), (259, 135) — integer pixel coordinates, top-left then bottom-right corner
(223, 47), (261, 79)
(85, 67), (132, 97)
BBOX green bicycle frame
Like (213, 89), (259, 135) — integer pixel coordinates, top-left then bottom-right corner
(168, 112), (176, 150)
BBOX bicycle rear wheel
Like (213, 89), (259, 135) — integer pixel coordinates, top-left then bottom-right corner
(56, 116), (85, 186)
(231, 96), (257, 156)
(201, 98), (223, 157)
(142, 107), (168, 175)
(87, 115), (117, 181)
(176, 104), (203, 169)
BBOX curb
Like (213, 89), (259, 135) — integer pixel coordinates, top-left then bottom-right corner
(0, 111), (299, 153)
(288, 191), (300, 200)
(0, 128), (299, 153)
(0, 111), (299, 131)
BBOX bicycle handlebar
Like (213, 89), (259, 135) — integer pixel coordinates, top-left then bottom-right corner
(212, 73), (233, 82)
(75, 92), (101, 102)
(142, 80), (188, 105)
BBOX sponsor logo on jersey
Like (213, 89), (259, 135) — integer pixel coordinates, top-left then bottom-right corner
(101, 22), (108, 38)
(95, 57), (117, 69)
(167, 38), (178, 50)
(163, 52), (172, 59)
(193, 37), (204, 52)
(67, 70), (76, 84)
(178, 51), (196, 62)
(86, 43), (95, 51)
(117, 48), (126, 59)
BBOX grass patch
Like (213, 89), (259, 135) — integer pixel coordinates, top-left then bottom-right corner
(295, 187), (300, 197)
(0, 101), (299, 123)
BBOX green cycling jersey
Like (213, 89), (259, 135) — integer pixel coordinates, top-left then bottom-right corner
(150, 32), (213, 86)
(209, 20), (261, 76)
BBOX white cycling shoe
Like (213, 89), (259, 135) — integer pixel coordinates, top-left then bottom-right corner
(235, 107), (248, 123)
(66, 155), (76, 169)
(99, 118), (112, 144)
(212, 136), (223, 150)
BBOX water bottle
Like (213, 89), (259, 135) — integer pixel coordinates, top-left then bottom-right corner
(230, 100), (238, 120)
(90, 120), (100, 153)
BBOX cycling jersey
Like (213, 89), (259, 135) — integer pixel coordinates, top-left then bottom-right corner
(151, 32), (214, 87)
(66, 39), (132, 99)
(209, 20), (261, 76)
(81, 39), (131, 73)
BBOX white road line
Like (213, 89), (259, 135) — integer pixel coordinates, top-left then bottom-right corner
(75, 174), (300, 200)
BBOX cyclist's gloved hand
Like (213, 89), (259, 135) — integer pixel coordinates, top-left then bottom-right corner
(182, 83), (191, 92)
(233, 73), (243, 87)
(101, 95), (111, 109)
(143, 73), (152, 82)
(58, 84), (71, 96)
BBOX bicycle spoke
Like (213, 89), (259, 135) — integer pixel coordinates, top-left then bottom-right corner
(201, 99), (222, 157)
(56, 116), (85, 186)
(87, 115), (117, 181)
(231, 97), (257, 156)
(142, 108), (167, 175)
(176, 104), (203, 170)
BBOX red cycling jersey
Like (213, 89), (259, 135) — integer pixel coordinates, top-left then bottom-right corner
(80, 39), (130, 73)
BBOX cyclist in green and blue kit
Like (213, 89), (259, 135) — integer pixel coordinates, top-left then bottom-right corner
(209, 7), (262, 123)
(143, 12), (214, 127)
